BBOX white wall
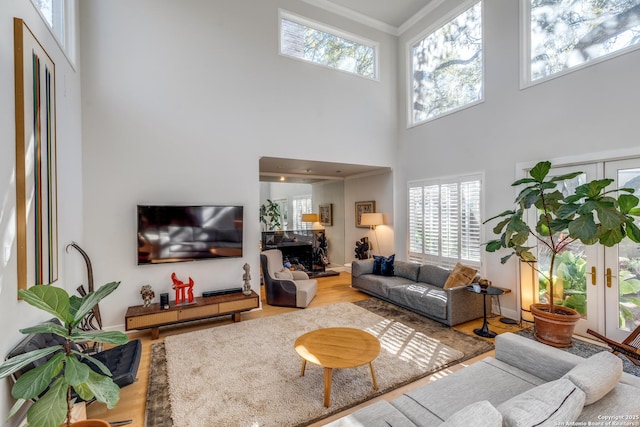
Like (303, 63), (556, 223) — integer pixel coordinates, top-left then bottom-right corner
(345, 172), (394, 261)
(312, 180), (345, 266)
(79, 0), (397, 329)
(0, 0), (83, 423)
(395, 0), (640, 319)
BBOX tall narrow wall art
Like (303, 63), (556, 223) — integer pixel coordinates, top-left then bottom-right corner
(14, 18), (58, 295)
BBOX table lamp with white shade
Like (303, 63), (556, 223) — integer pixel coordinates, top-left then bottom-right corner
(360, 212), (383, 254)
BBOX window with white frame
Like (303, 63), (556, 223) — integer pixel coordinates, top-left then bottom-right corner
(408, 1), (483, 125)
(292, 195), (313, 230)
(279, 10), (378, 79)
(31, 0), (66, 48)
(408, 175), (482, 269)
(525, 0), (640, 84)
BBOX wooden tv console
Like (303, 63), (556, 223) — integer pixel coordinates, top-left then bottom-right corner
(125, 290), (259, 339)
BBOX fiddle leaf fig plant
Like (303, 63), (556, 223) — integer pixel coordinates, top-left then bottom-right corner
(484, 160), (640, 314)
(0, 282), (128, 427)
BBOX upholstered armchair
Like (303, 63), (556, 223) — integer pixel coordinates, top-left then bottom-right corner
(260, 249), (317, 308)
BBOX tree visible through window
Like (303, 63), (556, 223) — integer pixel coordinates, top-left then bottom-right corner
(409, 1), (483, 124)
(31, 0), (66, 48)
(33, 0), (54, 26)
(408, 175), (482, 269)
(280, 11), (377, 79)
(529, 0), (640, 82)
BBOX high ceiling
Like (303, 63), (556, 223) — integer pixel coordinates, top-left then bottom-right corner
(302, 0), (438, 34)
(262, 1), (436, 183)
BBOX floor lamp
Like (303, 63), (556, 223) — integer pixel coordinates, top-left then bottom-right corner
(360, 213), (383, 255)
(520, 260), (538, 324)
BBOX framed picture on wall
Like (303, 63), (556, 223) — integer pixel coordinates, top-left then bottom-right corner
(319, 203), (333, 226)
(355, 201), (375, 228)
(14, 18), (59, 295)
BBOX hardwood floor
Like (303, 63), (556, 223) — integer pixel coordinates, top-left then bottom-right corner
(86, 272), (520, 425)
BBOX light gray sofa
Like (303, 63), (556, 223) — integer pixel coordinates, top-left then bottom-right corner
(351, 259), (484, 326)
(327, 332), (640, 426)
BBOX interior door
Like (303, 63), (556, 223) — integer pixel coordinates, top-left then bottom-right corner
(604, 159), (640, 341)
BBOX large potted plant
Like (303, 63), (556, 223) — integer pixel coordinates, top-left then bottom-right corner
(0, 282), (129, 427)
(485, 161), (640, 347)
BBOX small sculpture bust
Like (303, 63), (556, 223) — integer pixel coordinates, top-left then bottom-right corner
(242, 263), (252, 295)
(355, 238), (370, 260)
(140, 284), (155, 307)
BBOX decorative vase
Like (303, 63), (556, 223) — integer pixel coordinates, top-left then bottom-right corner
(71, 420), (111, 427)
(530, 303), (581, 348)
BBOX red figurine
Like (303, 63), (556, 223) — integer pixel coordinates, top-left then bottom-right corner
(171, 272), (195, 305)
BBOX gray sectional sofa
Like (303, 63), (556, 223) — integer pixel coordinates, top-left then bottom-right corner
(327, 332), (640, 426)
(351, 259), (485, 326)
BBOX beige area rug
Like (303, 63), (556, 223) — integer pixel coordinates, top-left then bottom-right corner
(157, 302), (489, 427)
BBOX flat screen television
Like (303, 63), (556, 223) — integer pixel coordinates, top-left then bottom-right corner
(137, 205), (243, 265)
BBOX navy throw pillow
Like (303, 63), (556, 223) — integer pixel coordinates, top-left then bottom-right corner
(373, 254), (395, 276)
(372, 256), (382, 275)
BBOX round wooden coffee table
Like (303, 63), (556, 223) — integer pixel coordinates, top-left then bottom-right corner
(294, 327), (381, 407)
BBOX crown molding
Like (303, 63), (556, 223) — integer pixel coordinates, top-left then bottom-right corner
(300, 0), (448, 37)
(398, 0), (447, 35)
(300, 0), (399, 35)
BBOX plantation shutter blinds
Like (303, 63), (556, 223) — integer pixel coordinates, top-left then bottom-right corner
(408, 186), (424, 261)
(441, 183), (459, 263)
(293, 196), (312, 230)
(461, 179), (481, 263)
(408, 174), (482, 269)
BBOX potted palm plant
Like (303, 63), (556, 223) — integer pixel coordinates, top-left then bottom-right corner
(485, 161), (640, 347)
(0, 282), (129, 427)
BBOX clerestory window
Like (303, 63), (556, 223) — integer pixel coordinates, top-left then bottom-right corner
(279, 10), (378, 79)
(524, 0), (640, 85)
(30, 0), (75, 62)
(31, 0), (65, 45)
(408, 0), (483, 126)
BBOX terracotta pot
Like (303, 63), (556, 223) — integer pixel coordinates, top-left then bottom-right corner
(71, 420), (111, 427)
(530, 303), (581, 348)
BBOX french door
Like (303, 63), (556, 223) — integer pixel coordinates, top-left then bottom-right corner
(604, 159), (640, 341)
(529, 159), (640, 340)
